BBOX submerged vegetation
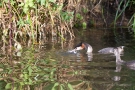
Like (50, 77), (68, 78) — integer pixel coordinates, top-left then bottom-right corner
(0, 0), (135, 89)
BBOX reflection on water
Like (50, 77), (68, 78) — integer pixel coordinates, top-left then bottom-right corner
(1, 28), (135, 89)
(87, 52), (93, 61)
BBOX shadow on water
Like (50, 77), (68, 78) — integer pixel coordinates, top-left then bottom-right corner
(1, 28), (135, 89)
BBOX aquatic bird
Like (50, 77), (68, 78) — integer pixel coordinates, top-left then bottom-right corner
(98, 46), (124, 54)
(74, 42), (93, 53)
(67, 42), (93, 54)
(113, 48), (125, 65)
(114, 48), (135, 70)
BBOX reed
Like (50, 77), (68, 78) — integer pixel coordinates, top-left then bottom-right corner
(113, 0), (130, 27)
(1, 0), (134, 46)
(0, 0), (76, 46)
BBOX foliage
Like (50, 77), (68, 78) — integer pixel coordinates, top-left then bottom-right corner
(0, 0), (76, 47)
(0, 80), (6, 90)
(128, 14), (135, 33)
(128, 0), (135, 32)
(114, 0), (130, 27)
(74, 13), (87, 29)
(82, 22), (87, 29)
(0, 0), (135, 46)
(60, 11), (74, 22)
(0, 46), (75, 90)
(133, 15), (135, 31)
(113, 0), (135, 32)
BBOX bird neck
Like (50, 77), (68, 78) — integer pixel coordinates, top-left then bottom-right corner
(87, 46), (91, 53)
(115, 53), (125, 64)
(116, 53), (121, 60)
(116, 54), (122, 63)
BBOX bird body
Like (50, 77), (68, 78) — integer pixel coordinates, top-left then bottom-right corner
(98, 46), (124, 54)
(75, 42), (93, 53)
(67, 42), (93, 54)
(114, 48), (135, 70)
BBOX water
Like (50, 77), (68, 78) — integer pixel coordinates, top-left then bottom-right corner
(54, 28), (135, 90)
(1, 28), (135, 90)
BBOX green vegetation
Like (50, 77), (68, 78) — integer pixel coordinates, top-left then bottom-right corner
(0, 0), (75, 46)
(0, 0), (135, 89)
(0, 46), (75, 90)
(0, 0), (135, 44)
(113, 0), (135, 30)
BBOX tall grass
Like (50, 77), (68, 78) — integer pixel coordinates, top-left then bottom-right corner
(114, 0), (130, 27)
(113, 0), (135, 31)
(1, 0), (135, 45)
(0, 0), (77, 47)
